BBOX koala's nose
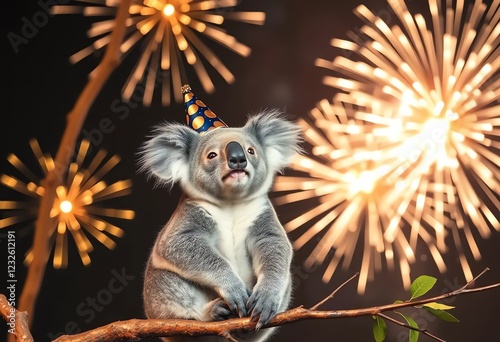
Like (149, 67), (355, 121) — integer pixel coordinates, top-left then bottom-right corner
(226, 141), (247, 169)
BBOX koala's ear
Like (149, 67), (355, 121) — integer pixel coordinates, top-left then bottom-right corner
(244, 110), (302, 173)
(138, 122), (199, 187)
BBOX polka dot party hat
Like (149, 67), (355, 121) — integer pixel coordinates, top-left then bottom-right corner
(182, 84), (228, 134)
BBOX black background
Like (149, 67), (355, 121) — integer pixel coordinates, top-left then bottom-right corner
(1, 1), (499, 341)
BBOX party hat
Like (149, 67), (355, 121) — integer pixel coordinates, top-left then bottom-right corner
(182, 84), (228, 134)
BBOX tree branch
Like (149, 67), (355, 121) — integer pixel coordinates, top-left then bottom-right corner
(51, 270), (500, 342)
(16, 0), (131, 333)
(0, 294), (34, 342)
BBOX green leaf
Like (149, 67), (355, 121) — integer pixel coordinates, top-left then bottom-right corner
(397, 313), (419, 342)
(424, 307), (460, 322)
(372, 316), (387, 342)
(423, 302), (455, 311)
(394, 300), (404, 304)
(409, 275), (437, 301)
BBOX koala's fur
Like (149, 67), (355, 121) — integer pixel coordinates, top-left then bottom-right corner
(139, 110), (302, 342)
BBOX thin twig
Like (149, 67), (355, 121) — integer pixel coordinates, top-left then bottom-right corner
(461, 267), (489, 290)
(16, 0), (132, 334)
(0, 294), (34, 342)
(377, 313), (445, 342)
(310, 272), (359, 310)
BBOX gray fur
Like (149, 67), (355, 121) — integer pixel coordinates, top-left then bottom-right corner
(139, 110), (301, 341)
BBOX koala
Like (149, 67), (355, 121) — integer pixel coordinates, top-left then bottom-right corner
(139, 110), (302, 342)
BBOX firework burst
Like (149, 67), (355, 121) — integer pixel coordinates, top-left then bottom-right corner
(52, 0), (265, 106)
(276, 0), (499, 292)
(274, 98), (447, 293)
(0, 139), (135, 268)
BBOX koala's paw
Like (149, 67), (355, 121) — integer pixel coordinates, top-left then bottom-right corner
(247, 284), (282, 330)
(217, 281), (250, 318)
(209, 298), (238, 321)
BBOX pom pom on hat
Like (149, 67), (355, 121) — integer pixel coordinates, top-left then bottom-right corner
(182, 84), (228, 134)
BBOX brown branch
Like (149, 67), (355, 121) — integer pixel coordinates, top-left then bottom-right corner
(53, 270), (500, 342)
(0, 294), (34, 342)
(16, 0), (132, 333)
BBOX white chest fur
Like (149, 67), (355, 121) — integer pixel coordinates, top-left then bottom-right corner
(198, 197), (267, 287)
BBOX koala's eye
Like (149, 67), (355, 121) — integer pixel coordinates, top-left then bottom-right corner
(247, 147), (255, 155)
(207, 152), (217, 159)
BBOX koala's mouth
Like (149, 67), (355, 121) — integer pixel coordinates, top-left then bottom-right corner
(222, 169), (248, 181)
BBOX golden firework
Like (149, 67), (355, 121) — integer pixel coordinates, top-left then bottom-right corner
(276, 0), (499, 292)
(52, 0), (265, 106)
(0, 139), (135, 268)
(274, 98), (446, 293)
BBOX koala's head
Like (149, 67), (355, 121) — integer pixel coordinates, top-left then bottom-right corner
(139, 110), (302, 204)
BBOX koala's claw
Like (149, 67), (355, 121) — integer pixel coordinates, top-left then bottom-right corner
(210, 298), (238, 321)
(228, 293), (248, 318)
(247, 287), (280, 330)
(218, 283), (250, 318)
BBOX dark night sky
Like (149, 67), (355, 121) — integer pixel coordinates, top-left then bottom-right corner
(1, 1), (499, 341)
